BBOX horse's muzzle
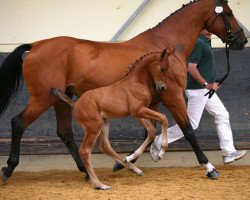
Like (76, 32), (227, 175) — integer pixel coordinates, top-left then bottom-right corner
(156, 82), (167, 93)
(230, 38), (248, 50)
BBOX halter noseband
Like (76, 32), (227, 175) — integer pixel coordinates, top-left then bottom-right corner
(208, 0), (243, 45)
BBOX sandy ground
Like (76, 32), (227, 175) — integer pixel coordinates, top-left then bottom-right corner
(1, 165), (250, 200)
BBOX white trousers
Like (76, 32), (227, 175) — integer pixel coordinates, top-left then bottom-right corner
(156, 89), (236, 156)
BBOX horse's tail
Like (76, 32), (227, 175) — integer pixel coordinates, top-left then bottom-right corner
(0, 44), (32, 117)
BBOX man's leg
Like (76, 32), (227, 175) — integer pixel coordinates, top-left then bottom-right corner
(151, 89), (208, 159)
(205, 93), (247, 163)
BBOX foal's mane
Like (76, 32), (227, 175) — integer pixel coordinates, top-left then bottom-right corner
(124, 51), (161, 77)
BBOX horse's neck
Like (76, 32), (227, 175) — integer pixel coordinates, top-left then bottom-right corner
(132, 1), (213, 60)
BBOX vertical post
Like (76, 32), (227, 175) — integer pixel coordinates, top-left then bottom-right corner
(110, 0), (150, 42)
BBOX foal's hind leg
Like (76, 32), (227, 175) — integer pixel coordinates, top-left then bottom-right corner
(54, 100), (88, 178)
(99, 121), (143, 176)
(1, 98), (52, 183)
(78, 122), (112, 190)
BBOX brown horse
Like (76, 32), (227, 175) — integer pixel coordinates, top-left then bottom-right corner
(51, 49), (171, 189)
(0, 0), (247, 182)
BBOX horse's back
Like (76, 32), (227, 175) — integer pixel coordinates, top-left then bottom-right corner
(22, 35), (148, 98)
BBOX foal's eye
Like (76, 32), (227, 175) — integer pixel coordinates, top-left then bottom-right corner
(161, 67), (166, 72)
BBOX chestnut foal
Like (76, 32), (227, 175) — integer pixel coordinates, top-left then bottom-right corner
(51, 49), (171, 190)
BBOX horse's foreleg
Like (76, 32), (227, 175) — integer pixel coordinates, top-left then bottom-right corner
(1, 99), (52, 183)
(99, 121), (144, 176)
(162, 95), (220, 179)
(54, 100), (88, 177)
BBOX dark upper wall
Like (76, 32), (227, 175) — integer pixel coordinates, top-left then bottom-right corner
(0, 48), (249, 155)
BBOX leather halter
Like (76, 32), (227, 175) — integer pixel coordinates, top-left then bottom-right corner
(205, 0), (242, 98)
(208, 0), (243, 45)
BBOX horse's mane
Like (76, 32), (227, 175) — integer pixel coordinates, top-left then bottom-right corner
(146, 0), (200, 32)
(124, 51), (161, 77)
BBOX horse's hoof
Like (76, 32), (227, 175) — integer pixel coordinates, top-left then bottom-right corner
(206, 168), (220, 180)
(1, 168), (9, 183)
(113, 161), (125, 172)
(95, 185), (112, 190)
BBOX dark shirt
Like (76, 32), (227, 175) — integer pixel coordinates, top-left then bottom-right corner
(187, 35), (216, 89)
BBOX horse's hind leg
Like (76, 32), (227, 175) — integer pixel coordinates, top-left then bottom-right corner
(1, 98), (52, 183)
(54, 100), (88, 178)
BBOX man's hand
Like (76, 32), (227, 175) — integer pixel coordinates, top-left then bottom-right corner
(206, 82), (220, 91)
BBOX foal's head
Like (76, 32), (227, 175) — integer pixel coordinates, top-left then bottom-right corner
(150, 48), (173, 93)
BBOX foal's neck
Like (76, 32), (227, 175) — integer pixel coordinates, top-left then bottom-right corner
(126, 55), (159, 85)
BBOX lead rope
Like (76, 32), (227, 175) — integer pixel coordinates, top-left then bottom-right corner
(204, 43), (230, 98)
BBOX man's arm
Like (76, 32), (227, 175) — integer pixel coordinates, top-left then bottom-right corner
(187, 62), (219, 91)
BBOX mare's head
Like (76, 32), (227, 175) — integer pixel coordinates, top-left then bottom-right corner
(205, 0), (247, 50)
(150, 48), (174, 93)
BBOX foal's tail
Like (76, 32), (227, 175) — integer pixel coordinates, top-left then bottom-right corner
(0, 44), (32, 117)
(51, 88), (76, 107)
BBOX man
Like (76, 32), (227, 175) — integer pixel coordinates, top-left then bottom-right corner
(150, 29), (247, 164)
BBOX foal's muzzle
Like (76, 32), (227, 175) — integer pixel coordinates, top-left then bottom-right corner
(156, 82), (167, 93)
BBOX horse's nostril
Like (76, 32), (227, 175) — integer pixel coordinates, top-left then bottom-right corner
(244, 39), (248, 44)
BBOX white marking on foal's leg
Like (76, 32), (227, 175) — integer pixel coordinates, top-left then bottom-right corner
(125, 153), (137, 163)
(132, 166), (144, 176)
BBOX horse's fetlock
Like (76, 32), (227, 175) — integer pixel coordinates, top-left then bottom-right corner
(7, 157), (19, 168)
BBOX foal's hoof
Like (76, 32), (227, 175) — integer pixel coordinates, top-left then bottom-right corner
(95, 184), (112, 190)
(136, 171), (144, 176)
(113, 161), (125, 172)
(150, 142), (161, 162)
(206, 168), (220, 180)
(1, 168), (9, 183)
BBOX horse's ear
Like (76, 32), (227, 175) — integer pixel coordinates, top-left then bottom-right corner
(161, 49), (167, 59)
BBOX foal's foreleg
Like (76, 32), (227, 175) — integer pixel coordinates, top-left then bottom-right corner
(99, 121), (143, 176)
(125, 107), (168, 162)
